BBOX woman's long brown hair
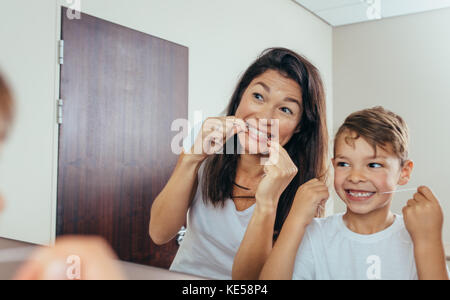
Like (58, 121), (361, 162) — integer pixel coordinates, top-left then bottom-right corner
(202, 48), (329, 233)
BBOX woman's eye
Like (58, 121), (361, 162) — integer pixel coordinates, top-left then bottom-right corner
(253, 93), (264, 101)
(337, 162), (350, 167)
(280, 107), (293, 115)
(368, 163), (383, 168)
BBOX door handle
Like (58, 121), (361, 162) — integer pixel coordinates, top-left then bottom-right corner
(176, 226), (187, 246)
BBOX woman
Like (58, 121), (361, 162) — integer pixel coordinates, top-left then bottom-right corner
(150, 48), (329, 280)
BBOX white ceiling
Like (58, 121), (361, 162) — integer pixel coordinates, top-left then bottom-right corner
(294, 0), (450, 26)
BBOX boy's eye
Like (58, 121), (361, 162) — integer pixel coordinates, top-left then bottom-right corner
(280, 107), (293, 115)
(368, 163), (383, 168)
(253, 93), (264, 101)
(337, 162), (350, 167)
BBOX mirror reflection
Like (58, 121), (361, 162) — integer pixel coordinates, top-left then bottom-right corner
(0, 0), (449, 280)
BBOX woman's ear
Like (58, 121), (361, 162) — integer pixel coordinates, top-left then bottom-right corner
(398, 160), (414, 186)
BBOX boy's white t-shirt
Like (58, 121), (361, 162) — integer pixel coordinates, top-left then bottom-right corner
(293, 213), (419, 280)
(169, 162), (255, 280)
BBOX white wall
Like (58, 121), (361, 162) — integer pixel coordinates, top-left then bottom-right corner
(0, 0), (60, 245)
(333, 8), (450, 243)
(0, 0), (333, 245)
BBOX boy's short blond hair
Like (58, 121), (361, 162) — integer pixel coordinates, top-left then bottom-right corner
(0, 74), (14, 140)
(334, 106), (409, 165)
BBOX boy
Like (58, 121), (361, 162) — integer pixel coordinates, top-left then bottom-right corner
(260, 106), (449, 280)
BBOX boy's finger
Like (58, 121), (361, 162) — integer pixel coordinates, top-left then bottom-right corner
(413, 192), (427, 204)
(417, 186), (438, 203)
(406, 199), (416, 207)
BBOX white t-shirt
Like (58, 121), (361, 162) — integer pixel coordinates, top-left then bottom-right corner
(293, 213), (420, 280)
(170, 162), (255, 279)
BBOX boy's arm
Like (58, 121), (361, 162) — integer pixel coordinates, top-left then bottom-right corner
(260, 179), (329, 280)
(403, 186), (449, 280)
(413, 240), (448, 280)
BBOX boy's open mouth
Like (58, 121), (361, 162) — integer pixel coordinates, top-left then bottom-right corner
(345, 189), (376, 201)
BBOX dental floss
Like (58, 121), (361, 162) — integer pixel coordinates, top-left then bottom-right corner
(379, 188), (417, 195)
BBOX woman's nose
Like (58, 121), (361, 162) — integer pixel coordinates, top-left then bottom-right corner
(255, 107), (276, 123)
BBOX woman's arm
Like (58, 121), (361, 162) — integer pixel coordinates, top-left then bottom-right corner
(232, 142), (298, 280)
(232, 203), (277, 280)
(259, 179), (329, 280)
(259, 215), (308, 280)
(149, 152), (204, 245)
(150, 116), (247, 245)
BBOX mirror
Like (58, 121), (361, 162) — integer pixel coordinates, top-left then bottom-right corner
(0, 0), (449, 279)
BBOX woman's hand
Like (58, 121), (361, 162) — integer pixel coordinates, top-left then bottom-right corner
(188, 116), (247, 161)
(288, 178), (329, 228)
(402, 186), (444, 245)
(255, 141), (298, 214)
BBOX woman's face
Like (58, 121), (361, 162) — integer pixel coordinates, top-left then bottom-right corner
(235, 69), (303, 154)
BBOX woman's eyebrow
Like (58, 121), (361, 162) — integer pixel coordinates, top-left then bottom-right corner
(254, 82), (301, 107)
(284, 97), (301, 108)
(255, 82), (270, 93)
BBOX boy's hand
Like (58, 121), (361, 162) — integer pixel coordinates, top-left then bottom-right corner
(402, 186), (444, 244)
(289, 179), (329, 227)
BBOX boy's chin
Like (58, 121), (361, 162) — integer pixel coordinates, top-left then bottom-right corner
(344, 199), (392, 215)
(345, 204), (374, 215)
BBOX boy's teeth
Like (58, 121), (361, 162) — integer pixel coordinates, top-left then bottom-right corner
(348, 191), (374, 197)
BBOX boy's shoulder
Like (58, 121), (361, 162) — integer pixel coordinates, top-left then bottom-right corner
(306, 213), (345, 238)
(310, 212), (344, 228)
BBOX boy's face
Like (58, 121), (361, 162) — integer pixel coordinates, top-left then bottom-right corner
(333, 131), (413, 215)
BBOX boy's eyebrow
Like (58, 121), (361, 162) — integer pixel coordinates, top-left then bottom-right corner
(334, 154), (389, 160)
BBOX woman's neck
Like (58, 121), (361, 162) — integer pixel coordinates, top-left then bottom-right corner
(237, 154), (266, 178)
(343, 206), (395, 235)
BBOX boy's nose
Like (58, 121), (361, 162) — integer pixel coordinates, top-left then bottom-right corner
(347, 170), (367, 184)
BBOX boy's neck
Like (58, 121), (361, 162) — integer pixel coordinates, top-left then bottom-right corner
(343, 206), (396, 235)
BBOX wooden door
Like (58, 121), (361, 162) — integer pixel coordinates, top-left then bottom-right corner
(56, 7), (188, 268)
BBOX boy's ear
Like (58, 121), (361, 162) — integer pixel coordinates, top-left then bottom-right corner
(398, 160), (414, 186)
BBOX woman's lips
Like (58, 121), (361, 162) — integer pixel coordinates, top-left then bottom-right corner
(345, 189), (376, 202)
(245, 122), (273, 144)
